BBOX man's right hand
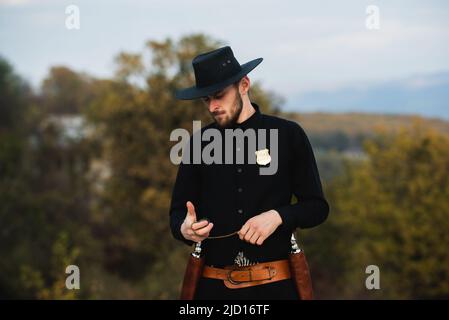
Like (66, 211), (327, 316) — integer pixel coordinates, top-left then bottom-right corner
(180, 201), (214, 242)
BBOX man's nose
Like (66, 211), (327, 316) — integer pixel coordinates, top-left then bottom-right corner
(208, 99), (219, 113)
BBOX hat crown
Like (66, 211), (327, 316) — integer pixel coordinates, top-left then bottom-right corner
(192, 46), (242, 89)
(175, 45), (262, 100)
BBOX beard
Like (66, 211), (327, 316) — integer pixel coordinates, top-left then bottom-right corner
(212, 91), (243, 129)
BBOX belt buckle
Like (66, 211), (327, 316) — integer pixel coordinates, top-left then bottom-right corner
(227, 268), (252, 285)
(264, 266), (274, 280)
(226, 265), (275, 284)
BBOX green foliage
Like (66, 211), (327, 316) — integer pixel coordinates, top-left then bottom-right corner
(0, 56), (96, 299)
(0, 57), (30, 130)
(41, 66), (97, 115)
(1, 34), (448, 299)
(304, 121), (449, 299)
(84, 33), (280, 287)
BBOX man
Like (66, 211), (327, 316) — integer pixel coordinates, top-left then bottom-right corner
(169, 46), (329, 299)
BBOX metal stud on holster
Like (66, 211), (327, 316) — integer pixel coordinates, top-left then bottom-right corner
(289, 233), (314, 300)
(179, 233), (315, 300)
(179, 242), (205, 300)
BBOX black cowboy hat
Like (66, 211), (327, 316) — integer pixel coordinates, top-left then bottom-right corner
(175, 46), (263, 100)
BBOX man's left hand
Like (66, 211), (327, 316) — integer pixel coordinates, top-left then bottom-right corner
(238, 210), (283, 246)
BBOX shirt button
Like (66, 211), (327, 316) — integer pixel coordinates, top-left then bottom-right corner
(236, 147), (241, 152)
(237, 187), (243, 193)
(237, 168), (242, 173)
(238, 209), (243, 214)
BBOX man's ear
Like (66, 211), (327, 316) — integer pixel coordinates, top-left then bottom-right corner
(241, 76), (250, 95)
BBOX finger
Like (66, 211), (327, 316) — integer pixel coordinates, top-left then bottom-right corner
(249, 232), (260, 245)
(256, 235), (265, 246)
(191, 220), (209, 231)
(192, 232), (210, 242)
(244, 228), (255, 242)
(191, 235), (202, 242)
(238, 223), (250, 240)
(186, 201), (197, 220)
(193, 223), (214, 237)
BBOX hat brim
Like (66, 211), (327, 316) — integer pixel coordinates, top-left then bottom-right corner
(175, 57), (263, 100)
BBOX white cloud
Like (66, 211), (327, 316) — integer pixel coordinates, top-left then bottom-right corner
(0, 0), (31, 5)
(1, 0), (448, 99)
(259, 17), (449, 95)
(0, 0), (57, 6)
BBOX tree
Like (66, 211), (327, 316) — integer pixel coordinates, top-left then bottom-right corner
(84, 33), (282, 298)
(40, 66), (98, 115)
(307, 121), (449, 299)
(0, 57), (99, 299)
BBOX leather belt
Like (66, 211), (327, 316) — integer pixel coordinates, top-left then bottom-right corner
(202, 259), (291, 289)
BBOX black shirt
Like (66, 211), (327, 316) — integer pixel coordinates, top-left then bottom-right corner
(169, 102), (329, 266)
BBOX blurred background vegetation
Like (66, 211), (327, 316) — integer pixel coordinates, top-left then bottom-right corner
(1, 34), (448, 299)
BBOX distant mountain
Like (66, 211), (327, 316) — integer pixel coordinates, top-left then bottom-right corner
(286, 111), (449, 137)
(281, 111), (449, 182)
(282, 110), (449, 154)
(285, 71), (449, 120)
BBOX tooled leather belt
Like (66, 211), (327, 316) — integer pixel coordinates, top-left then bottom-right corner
(202, 259), (291, 289)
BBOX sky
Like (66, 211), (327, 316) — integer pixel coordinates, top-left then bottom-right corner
(1, 0), (448, 115)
